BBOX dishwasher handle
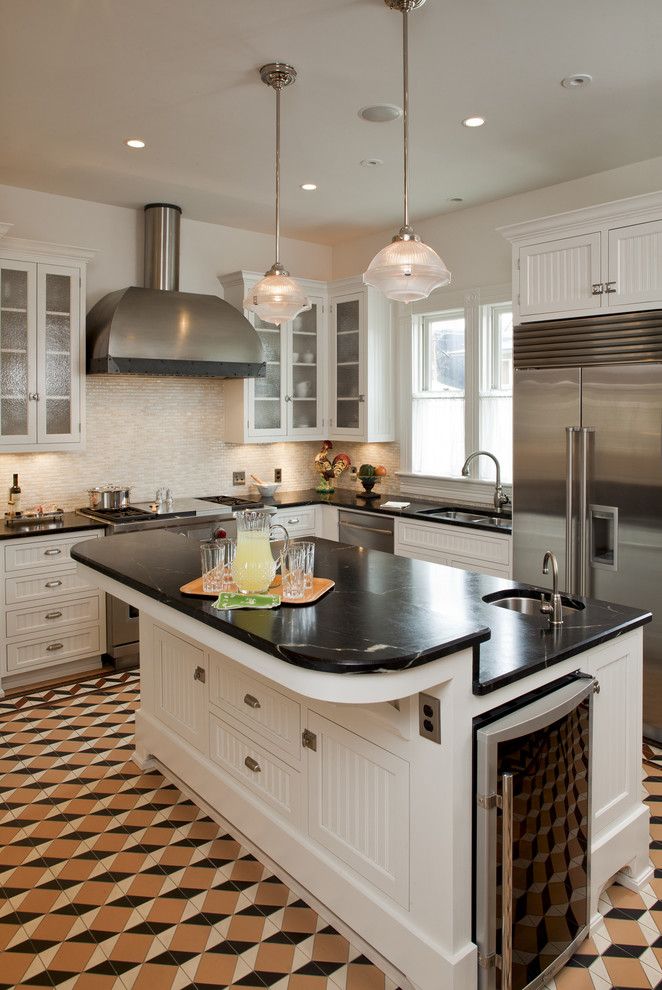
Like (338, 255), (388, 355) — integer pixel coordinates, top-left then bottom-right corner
(339, 520), (394, 537)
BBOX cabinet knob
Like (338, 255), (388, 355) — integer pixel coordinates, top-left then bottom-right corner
(605, 281), (617, 293)
(244, 756), (261, 773)
(591, 283), (604, 295)
(46, 642), (64, 652)
(243, 693), (261, 709)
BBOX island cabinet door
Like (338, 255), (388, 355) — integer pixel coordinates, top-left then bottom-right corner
(152, 625), (208, 753)
(305, 712), (410, 908)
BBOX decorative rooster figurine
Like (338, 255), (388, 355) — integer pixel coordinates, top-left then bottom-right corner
(314, 440), (351, 494)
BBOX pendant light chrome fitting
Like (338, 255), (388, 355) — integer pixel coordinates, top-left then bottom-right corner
(244, 62), (311, 327)
(363, 0), (451, 304)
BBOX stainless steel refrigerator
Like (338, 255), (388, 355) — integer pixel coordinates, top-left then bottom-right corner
(513, 310), (662, 743)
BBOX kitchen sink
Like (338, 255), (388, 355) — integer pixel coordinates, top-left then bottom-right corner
(415, 507), (512, 529)
(482, 589), (585, 616)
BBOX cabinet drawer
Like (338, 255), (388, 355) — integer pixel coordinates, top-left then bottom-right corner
(209, 654), (301, 762)
(209, 712), (301, 824)
(5, 567), (93, 606)
(6, 624), (101, 672)
(3, 531), (101, 575)
(272, 507), (316, 537)
(395, 519), (511, 567)
(6, 595), (100, 638)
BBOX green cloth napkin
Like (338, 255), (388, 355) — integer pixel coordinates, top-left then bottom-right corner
(212, 592), (281, 611)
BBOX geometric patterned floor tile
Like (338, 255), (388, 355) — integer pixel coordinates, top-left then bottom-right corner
(1, 672), (662, 990)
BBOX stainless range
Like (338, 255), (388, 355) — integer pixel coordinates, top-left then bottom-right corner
(77, 499), (245, 667)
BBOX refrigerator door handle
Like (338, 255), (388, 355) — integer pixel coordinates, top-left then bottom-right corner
(565, 427), (578, 594)
(578, 428), (594, 597)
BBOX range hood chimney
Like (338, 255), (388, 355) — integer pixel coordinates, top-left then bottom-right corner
(86, 204), (265, 379)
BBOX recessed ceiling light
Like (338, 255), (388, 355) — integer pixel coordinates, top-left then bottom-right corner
(360, 158), (384, 167)
(300, 183), (317, 191)
(561, 73), (592, 89)
(358, 104), (403, 123)
(124, 138), (146, 149)
(462, 116), (485, 128)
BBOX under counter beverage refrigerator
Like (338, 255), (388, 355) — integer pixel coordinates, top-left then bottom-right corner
(512, 309), (662, 742)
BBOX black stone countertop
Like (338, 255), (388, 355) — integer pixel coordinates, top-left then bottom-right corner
(71, 531), (650, 694)
(255, 488), (512, 535)
(0, 512), (105, 541)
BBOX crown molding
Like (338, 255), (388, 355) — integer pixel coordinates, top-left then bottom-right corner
(0, 235), (97, 264)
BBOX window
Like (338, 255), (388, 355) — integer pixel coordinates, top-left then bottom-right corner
(411, 295), (513, 483)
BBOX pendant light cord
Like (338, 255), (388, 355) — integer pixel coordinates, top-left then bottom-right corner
(402, 8), (409, 230)
(275, 83), (281, 266)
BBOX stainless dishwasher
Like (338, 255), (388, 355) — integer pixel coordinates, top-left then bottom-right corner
(338, 510), (394, 553)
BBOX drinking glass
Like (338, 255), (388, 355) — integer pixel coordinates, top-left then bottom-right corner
(280, 543), (307, 600)
(201, 538), (236, 593)
(291, 540), (315, 589)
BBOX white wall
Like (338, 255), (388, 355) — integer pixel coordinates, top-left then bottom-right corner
(332, 155), (662, 288)
(0, 183), (333, 307)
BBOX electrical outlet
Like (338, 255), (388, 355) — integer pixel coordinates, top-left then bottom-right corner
(274, 468), (282, 483)
(232, 471), (246, 486)
(418, 693), (441, 744)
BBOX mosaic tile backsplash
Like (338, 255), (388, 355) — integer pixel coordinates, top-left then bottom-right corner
(0, 377), (400, 511)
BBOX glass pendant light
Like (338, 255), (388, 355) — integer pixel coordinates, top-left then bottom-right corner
(244, 63), (311, 326)
(363, 0), (451, 304)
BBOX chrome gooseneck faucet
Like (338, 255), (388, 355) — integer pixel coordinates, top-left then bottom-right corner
(540, 550), (564, 626)
(461, 450), (510, 512)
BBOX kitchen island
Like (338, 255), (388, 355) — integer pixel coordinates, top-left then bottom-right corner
(72, 532), (652, 990)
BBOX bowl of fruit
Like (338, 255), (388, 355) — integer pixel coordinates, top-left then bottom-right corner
(357, 463), (387, 499)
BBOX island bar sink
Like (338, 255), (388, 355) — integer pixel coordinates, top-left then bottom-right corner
(415, 506), (512, 529)
(483, 588), (585, 616)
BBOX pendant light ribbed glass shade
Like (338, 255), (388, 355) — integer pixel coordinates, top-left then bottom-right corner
(243, 268), (311, 327)
(363, 236), (451, 303)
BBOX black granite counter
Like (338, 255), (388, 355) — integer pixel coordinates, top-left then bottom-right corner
(71, 530), (650, 694)
(256, 488), (512, 535)
(0, 512), (105, 541)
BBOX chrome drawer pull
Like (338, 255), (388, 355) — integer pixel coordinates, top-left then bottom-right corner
(244, 756), (261, 773)
(44, 548), (62, 556)
(45, 611), (63, 620)
(591, 282), (604, 295)
(287, 518), (300, 525)
(47, 642), (64, 652)
(605, 281), (617, 293)
(244, 693), (261, 709)
(45, 580), (63, 588)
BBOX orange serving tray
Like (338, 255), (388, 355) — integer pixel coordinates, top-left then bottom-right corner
(179, 574), (334, 606)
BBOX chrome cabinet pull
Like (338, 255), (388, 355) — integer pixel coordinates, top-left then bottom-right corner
(244, 756), (261, 773)
(243, 693), (261, 710)
(44, 548), (62, 556)
(591, 283), (604, 295)
(45, 580), (63, 588)
(358, 394), (365, 402)
(46, 642), (64, 652)
(500, 771), (514, 990)
(45, 611), (63, 620)
(605, 281), (617, 293)
(285, 394), (292, 402)
(287, 518), (300, 525)
(193, 665), (206, 683)
(28, 392), (40, 401)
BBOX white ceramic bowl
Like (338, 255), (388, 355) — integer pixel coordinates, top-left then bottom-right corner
(256, 482), (280, 498)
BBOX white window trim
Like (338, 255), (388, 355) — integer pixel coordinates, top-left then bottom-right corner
(396, 281), (512, 504)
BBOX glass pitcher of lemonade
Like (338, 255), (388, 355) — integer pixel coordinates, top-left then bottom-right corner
(231, 510), (289, 594)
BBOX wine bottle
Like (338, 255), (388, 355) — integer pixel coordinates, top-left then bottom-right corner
(8, 473), (21, 518)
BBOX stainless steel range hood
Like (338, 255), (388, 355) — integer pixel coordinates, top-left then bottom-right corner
(86, 204), (266, 378)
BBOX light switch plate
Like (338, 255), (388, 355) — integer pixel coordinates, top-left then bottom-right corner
(233, 471), (246, 486)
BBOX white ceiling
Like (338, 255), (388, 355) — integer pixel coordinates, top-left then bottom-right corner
(1, 0), (661, 245)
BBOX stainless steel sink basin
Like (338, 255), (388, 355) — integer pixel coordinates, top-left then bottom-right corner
(483, 589), (585, 616)
(416, 507), (512, 529)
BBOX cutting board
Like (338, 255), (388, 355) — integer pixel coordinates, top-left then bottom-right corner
(179, 574), (334, 606)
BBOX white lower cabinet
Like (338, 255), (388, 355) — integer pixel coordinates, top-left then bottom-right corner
(152, 624), (207, 752)
(0, 529), (105, 693)
(394, 517), (512, 578)
(271, 506), (316, 539)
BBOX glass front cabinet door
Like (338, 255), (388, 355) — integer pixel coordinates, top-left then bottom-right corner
(287, 296), (325, 438)
(0, 245), (91, 452)
(330, 293), (365, 439)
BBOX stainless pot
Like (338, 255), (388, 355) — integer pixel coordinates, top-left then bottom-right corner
(87, 486), (131, 510)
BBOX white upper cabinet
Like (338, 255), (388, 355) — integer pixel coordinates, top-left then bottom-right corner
(500, 191), (662, 323)
(220, 272), (328, 444)
(0, 231), (94, 452)
(221, 272), (394, 444)
(329, 279), (394, 443)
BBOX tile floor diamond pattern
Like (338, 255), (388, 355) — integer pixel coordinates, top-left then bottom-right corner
(0, 672), (660, 990)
